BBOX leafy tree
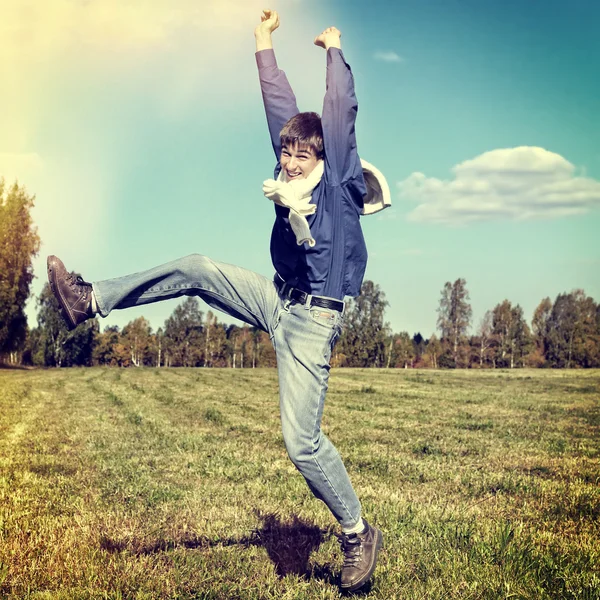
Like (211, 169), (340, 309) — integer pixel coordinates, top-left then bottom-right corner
(412, 332), (426, 366)
(22, 325), (43, 366)
(545, 293), (577, 368)
(424, 334), (442, 368)
(122, 317), (154, 367)
(247, 326), (276, 368)
(255, 329), (276, 367)
(383, 332), (396, 368)
(382, 331), (400, 368)
(338, 280), (389, 367)
(546, 290), (598, 368)
(592, 304), (600, 367)
(238, 325), (253, 368)
(0, 180), (41, 362)
(67, 319), (98, 366)
(36, 282), (68, 367)
(530, 297), (553, 367)
(35, 282), (97, 367)
(491, 300), (532, 368)
(93, 325), (121, 366)
(532, 298), (552, 347)
(111, 341), (132, 367)
(393, 332), (415, 368)
(209, 321), (230, 367)
(226, 325), (254, 368)
(189, 311), (231, 368)
(473, 310), (494, 368)
(163, 297), (204, 367)
(436, 278), (472, 367)
(567, 291), (598, 367)
(225, 325), (239, 367)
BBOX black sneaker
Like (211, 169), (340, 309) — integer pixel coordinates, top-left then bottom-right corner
(339, 519), (383, 592)
(47, 255), (95, 330)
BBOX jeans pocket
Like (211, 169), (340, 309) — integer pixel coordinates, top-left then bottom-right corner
(309, 307), (340, 330)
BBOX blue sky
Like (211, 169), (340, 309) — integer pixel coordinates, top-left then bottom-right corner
(2, 0), (599, 337)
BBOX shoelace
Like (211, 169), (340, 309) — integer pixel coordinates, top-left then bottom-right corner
(65, 274), (93, 304)
(67, 273), (93, 289)
(339, 534), (363, 567)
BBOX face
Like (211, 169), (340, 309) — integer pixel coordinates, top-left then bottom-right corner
(280, 143), (319, 181)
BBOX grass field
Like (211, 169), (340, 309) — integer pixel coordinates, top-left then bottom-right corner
(0, 367), (598, 599)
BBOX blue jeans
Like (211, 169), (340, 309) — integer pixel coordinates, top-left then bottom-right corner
(93, 254), (362, 528)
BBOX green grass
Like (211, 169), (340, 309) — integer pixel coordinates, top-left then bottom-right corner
(0, 368), (598, 599)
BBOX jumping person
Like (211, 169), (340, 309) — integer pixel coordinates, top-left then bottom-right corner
(47, 9), (389, 592)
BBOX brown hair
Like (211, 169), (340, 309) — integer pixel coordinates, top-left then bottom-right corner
(280, 112), (324, 159)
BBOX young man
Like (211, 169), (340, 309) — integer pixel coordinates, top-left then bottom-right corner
(47, 9), (385, 592)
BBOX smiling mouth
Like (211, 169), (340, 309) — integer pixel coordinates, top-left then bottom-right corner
(287, 171), (301, 179)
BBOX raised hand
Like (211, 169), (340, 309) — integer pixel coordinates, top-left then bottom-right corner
(314, 26), (341, 50)
(255, 9), (280, 38)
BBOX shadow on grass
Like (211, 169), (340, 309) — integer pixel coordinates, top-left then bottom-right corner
(99, 511), (338, 584)
(253, 511), (333, 579)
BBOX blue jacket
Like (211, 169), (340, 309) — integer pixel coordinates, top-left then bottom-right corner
(256, 48), (368, 300)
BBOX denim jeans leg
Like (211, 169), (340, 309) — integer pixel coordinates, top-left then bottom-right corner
(272, 300), (362, 528)
(92, 254), (279, 333)
(94, 254), (361, 526)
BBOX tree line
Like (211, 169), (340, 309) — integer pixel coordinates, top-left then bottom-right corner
(1, 180), (599, 368)
(17, 278), (600, 370)
(331, 278), (599, 369)
(24, 291), (276, 368)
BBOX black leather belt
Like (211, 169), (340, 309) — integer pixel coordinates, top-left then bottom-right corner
(274, 274), (345, 313)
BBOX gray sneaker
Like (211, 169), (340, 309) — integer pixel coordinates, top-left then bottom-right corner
(339, 519), (383, 592)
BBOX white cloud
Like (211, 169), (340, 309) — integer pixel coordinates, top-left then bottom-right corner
(373, 51), (403, 63)
(399, 146), (600, 225)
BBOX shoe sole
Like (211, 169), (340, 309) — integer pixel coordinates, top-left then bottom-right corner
(47, 257), (77, 331)
(341, 528), (384, 593)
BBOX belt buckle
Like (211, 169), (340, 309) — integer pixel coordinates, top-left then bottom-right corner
(297, 290), (308, 305)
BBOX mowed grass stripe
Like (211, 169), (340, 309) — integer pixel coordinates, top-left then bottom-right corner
(74, 368), (301, 517)
(1, 369), (324, 599)
(0, 368), (598, 599)
(0, 370), (117, 596)
(69, 368), (339, 598)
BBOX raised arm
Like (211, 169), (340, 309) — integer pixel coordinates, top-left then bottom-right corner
(315, 27), (362, 185)
(255, 9), (300, 160)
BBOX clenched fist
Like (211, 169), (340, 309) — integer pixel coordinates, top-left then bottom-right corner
(255, 9), (280, 38)
(314, 26), (341, 50)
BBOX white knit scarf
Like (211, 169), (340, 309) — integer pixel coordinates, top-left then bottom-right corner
(262, 160), (324, 247)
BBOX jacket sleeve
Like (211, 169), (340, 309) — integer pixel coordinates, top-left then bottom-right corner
(321, 48), (364, 187)
(256, 49), (300, 160)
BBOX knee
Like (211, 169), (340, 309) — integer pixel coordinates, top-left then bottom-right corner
(183, 253), (207, 267)
(284, 432), (317, 468)
(178, 253), (212, 279)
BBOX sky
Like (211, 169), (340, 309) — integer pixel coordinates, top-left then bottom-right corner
(2, 0), (599, 338)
